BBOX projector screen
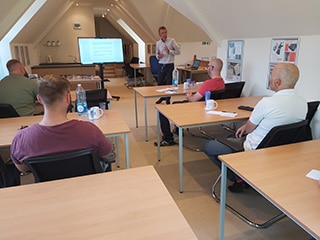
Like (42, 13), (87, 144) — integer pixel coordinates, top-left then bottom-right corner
(78, 37), (124, 64)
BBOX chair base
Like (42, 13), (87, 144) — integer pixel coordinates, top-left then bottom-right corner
(212, 174), (286, 229)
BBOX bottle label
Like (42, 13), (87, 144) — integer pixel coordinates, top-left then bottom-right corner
(172, 78), (178, 87)
(76, 102), (87, 114)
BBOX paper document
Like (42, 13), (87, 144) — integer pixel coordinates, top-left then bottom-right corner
(206, 111), (238, 118)
(156, 87), (179, 92)
(306, 169), (320, 180)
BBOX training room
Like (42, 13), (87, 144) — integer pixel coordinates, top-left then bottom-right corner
(0, 1), (319, 239)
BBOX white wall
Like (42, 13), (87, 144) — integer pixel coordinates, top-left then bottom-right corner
(35, 6), (95, 64)
(174, 41), (217, 66)
(217, 35), (320, 139)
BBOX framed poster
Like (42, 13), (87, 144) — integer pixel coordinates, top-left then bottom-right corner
(226, 40), (244, 81)
(267, 37), (299, 88)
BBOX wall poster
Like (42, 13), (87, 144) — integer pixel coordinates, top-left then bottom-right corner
(267, 37), (299, 88)
(226, 40), (244, 81)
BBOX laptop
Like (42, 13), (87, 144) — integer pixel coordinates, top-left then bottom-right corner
(188, 59), (201, 70)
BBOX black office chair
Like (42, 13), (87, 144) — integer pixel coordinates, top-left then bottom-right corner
(0, 103), (19, 118)
(305, 101), (320, 140)
(85, 89), (110, 110)
(220, 81), (245, 99)
(0, 156), (21, 188)
(124, 63), (145, 87)
(149, 55), (160, 84)
(212, 119), (310, 228)
(24, 148), (110, 183)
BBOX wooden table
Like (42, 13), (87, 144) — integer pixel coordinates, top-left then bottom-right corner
(130, 63), (149, 87)
(155, 96), (262, 192)
(0, 111), (130, 168)
(0, 165), (198, 240)
(218, 139), (320, 240)
(66, 75), (102, 89)
(176, 66), (208, 83)
(133, 84), (200, 141)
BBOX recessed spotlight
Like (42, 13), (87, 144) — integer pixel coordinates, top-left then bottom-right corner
(111, 4), (114, 7)
(75, 3), (79, 6)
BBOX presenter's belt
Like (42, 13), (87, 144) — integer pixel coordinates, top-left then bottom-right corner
(159, 63), (174, 66)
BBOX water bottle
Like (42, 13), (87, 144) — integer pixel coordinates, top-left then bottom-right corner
(172, 68), (179, 87)
(76, 84), (88, 116)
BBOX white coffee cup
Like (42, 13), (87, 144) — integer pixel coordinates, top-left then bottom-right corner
(205, 99), (218, 110)
(88, 106), (103, 120)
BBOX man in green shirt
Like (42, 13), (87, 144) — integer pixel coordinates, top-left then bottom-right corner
(0, 59), (37, 116)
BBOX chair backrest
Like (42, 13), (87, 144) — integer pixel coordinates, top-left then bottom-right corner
(0, 103), (19, 118)
(85, 89), (109, 110)
(306, 101), (319, 124)
(130, 57), (139, 64)
(305, 101), (320, 140)
(24, 148), (103, 183)
(149, 55), (160, 80)
(221, 81), (245, 99)
(199, 89), (226, 101)
(0, 156), (21, 188)
(217, 119), (310, 152)
(210, 89), (225, 100)
(257, 119), (310, 149)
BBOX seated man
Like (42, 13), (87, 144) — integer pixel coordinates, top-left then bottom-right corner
(0, 59), (37, 116)
(10, 75), (114, 173)
(204, 63), (307, 192)
(155, 58), (225, 146)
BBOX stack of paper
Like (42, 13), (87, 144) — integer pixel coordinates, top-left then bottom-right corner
(206, 110), (238, 118)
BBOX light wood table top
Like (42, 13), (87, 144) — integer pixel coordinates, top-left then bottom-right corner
(156, 96), (262, 128)
(133, 84), (201, 141)
(67, 75), (102, 89)
(67, 75), (101, 83)
(0, 165), (198, 240)
(176, 66), (208, 73)
(133, 83), (200, 98)
(0, 111), (128, 147)
(155, 96), (262, 192)
(130, 63), (149, 69)
(218, 139), (320, 239)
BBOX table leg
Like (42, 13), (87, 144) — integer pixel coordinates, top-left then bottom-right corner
(179, 127), (184, 193)
(144, 98), (148, 141)
(125, 133), (130, 168)
(157, 110), (161, 161)
(115, 136), (120, 168)
(134, 68), (137, 87)
(219, 162), (227, 240)
(134, 90), (138, 128)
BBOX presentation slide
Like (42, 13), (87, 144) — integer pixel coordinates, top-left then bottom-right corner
(78, 38), (124, 64)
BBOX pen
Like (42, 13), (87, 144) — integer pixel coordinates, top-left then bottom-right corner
(222, 111), (236, 113)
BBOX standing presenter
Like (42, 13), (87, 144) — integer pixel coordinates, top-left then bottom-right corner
(155, 25), (180, 104)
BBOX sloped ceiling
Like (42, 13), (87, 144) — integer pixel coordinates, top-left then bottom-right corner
(2, 0), (320, 47)
(165, 0), (320, 45)
(0, 0), (34, 40)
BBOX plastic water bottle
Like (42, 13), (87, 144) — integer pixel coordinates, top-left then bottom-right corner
(76, 84), (88, 116)
(172, 68), (179, 87)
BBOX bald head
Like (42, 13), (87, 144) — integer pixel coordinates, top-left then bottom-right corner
(209, 58), (223, 72)
(270, 63), (299, 91)
(207, 58), (223, 78)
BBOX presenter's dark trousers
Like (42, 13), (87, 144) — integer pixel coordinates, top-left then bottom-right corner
(158, 63), (174, 104)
